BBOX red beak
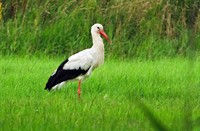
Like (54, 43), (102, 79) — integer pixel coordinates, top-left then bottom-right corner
(99, 30), (111, 44)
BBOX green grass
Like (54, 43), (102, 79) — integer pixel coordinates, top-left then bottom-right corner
(0, 56), (200, 130)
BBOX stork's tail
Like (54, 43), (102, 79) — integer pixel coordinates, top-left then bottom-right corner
(45, 75), (57, 91)
(45, 59), (69, 91)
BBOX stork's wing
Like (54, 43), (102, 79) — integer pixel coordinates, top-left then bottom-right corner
(63, 49), (93, 70)
(45, 49), (93, 90)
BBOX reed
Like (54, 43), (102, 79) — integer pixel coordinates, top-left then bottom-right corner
(0, 0), (199, 58)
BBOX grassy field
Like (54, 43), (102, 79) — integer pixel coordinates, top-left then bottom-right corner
(0, 56), (200, 131)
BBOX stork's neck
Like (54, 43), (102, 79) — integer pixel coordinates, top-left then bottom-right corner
(91, 32), (104, 49)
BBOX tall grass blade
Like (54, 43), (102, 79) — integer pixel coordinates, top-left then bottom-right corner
(137, 101), (169, 131)
(193, 117), (200, 129)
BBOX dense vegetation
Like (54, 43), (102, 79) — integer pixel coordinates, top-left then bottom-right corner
(0, 0), (200, 58)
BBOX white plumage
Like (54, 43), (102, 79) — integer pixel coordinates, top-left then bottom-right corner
(63, 49), (93, 71)
(45, 23), (111, 99)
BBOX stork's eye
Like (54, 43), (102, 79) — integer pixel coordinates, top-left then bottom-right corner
(97, 27), (100, 30)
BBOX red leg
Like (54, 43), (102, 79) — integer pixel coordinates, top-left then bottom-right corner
(77, 80), (81, 99)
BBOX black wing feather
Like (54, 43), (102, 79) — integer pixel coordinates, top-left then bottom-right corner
(45, 59), (90, 91)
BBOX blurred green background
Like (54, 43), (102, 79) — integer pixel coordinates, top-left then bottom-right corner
(0, 0), (199, 59)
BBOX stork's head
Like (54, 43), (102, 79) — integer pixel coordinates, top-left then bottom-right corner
(91, 23), (111, 44)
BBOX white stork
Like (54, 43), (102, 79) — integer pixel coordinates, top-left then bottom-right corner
(45, 23), (111, 99)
